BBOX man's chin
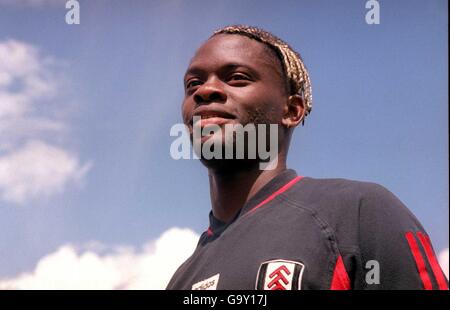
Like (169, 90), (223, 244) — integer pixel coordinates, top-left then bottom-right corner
(199, 157), (261, 173)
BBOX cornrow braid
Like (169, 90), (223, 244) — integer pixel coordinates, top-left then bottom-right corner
(212, 25), (313, 124)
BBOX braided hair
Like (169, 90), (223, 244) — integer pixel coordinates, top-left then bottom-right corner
(212, 25), (312, 124)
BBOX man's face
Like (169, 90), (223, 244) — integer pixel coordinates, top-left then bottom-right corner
(182, 34), (288, 139)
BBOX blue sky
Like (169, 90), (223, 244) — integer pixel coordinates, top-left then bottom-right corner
(0, 0), (448, 288)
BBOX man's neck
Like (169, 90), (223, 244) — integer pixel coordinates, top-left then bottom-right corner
(208, 160), (287, 223)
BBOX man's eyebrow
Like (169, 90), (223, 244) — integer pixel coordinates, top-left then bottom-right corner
(184, 62), (260, 81)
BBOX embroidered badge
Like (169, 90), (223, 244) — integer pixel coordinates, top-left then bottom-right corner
(256, 259), (305, 290)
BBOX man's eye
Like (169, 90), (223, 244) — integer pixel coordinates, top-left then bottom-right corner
(186, 80), (202, 89)
(228, 74), (249, 81)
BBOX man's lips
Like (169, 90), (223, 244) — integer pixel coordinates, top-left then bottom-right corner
(193, 116), (235, 128)
(191, 109), (236, 128)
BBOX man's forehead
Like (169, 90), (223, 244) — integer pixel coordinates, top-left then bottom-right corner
(186, 34), (282, 76)
(196, 34), (263, 56)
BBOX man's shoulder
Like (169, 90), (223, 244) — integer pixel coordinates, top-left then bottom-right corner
(284, 175), (409, 219)
(291, 176), (392, 202)
(282, 175), (422, 245)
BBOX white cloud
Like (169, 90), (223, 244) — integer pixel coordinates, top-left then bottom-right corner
(0, 40), (57, 118)
(438, 248), (449, 280)
(0, 227), (199, 290)
(0, 140), (91, 204)
(0, 39), (90, 205)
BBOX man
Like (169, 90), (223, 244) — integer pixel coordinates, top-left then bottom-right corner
(166, 25), (448, 290)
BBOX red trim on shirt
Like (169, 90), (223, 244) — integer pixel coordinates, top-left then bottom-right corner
(247, 176), (304, 215)
(206, 227), (213, 236)
(416, 232), (449, 290)
(405, 231), (433, 290)
(206, 175), (303, 236)
(330, 255), (351, 290)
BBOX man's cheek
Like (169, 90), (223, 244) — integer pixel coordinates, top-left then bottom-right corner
(245, 103), (280, 125)
(181, 104), (192, 125)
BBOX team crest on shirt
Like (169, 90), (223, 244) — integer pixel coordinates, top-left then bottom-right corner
(256, 259), (305, 290)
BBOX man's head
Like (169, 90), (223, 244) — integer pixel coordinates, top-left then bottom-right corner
(182, 25), (312, 170)
(212, 25), (312, 117)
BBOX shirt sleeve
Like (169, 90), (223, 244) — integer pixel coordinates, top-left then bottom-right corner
(356, 183), (448, 290)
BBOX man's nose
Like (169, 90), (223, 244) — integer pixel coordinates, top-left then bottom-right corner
(194, 77), (227, 105)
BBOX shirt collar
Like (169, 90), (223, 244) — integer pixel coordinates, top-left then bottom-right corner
(207, 169), (298, 237)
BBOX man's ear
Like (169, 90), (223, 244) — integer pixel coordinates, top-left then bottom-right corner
(281, 94), (305, 128)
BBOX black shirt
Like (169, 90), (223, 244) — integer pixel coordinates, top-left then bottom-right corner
(166, 169), (448, 290)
